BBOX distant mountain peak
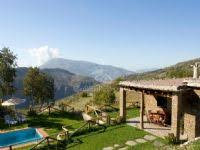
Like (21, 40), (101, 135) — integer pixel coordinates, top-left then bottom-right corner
(40, 58), (134, 82)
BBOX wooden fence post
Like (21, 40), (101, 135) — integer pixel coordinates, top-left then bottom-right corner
(47, 137), (50, 146)
(48, 106), (50, 115)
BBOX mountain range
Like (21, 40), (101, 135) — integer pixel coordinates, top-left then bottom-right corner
(13, 57), (200, 108)
(40, 58), (134, 82)
(14, 67), (98, 101)
(126, 58), (200, 81)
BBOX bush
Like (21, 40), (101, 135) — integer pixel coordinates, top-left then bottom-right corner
(165, 133), (177, 145)
(110, 77), (124, 91)
(81, 92), (88, 98)
(93, 85), (116, 105)
(27, 109), (37, 116)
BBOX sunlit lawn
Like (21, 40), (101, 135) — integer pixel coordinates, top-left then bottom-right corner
(0, 111), (82, 135)
(1, 108), (166, 150)
(68, 124), (164, 150)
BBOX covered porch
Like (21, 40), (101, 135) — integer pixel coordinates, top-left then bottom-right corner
(119, 79), (189, 140)
(127, 116), (171, 138)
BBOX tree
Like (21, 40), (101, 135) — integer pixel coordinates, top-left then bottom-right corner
(23, 67), (54, 105)
(0, 47), (17, 98)
(93, 85), (116, 105)
(110, 77), (124, 91)
(81, 92), (88, 97)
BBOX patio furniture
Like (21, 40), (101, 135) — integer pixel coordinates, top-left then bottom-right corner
(147, 110), (167, 126)
(4, 115), (17, 125)
(146, 110), (153, 123)
(57, 113), (106, 142)
(16, 112), (27, 123)
(2, 98), (26, 108)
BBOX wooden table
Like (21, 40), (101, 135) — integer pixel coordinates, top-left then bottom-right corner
(149, 112), (166, 125)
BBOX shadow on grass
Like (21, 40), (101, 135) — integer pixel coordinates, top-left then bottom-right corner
(48, 111), (83, 121)
(30, 125), (107, 150)
(0, 111), (83, 132)
(31, 141), (68, 150)
(66, 125), (125, 149)
(28, 116), (64, 131)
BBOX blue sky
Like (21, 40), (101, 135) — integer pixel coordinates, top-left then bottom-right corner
(0, 0), (200, 71)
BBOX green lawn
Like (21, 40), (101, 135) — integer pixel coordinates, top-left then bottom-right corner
(108, 107), (140, 119)
(68, 124), (163, 150)
(0, 111), (82, 135)
(1, 108), (166, 150)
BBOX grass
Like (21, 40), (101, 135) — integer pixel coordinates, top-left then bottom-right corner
(66, 107), (163, 150)
(58, 94), (93, 111)
(67, 124), (164, 150)
(108, 107), (140, 119)
(181, 140), (200, 150)
(1, 108), (166, 150)
(0, 111), (83, 135)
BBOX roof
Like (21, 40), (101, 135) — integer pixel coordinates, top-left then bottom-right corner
(184, 78), (200, 88)
(119, 78), (189, 92)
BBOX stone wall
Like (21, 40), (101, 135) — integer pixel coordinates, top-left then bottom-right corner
(144, 94), (171, 115)
(184, 113), (200, 140)
(183, 89), (200, 140)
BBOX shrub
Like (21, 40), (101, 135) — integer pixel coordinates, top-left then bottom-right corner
(116, 116), (124, 124)
(81, 92), (88, 98)
(111, 77), (124, 91)
(165, 133), (177, 145)
(27, 109), (37, 116)
(93, 85), (115, 105)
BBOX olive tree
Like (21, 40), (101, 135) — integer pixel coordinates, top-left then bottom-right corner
(23, 67), (54, 106)
(93, 85), (116, 105)
(0, 47), (17, 98)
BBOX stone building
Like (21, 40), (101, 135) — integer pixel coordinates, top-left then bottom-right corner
(119, 64), (200, 141)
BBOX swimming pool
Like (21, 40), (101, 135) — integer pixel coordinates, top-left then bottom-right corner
(0, 128), (43, 148)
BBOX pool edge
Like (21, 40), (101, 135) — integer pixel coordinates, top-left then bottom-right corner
(0, 128), (48, 150)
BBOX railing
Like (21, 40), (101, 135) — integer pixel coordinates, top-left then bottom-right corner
(85, 105), (102, 118)
(99, 104), (119, 111)
(29, 103), (75, 115)
(85, 105), (112, 125)
(30, 131), (68, 150)
(30, 119), (104, 150)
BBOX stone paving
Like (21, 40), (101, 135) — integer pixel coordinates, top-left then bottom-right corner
(144, 135), (157, 141)
(102, 134), (165, 150)
(114, 144), (120, 148)
(125, 140), (137, 146)
(127, 117), (171, 138)
(135, 138), (147, 143)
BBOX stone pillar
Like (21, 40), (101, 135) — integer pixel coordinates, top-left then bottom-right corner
(184, 113), (196, 140)
(140, 91), (144, 129)
(171, 92), (182, 141)
(193, 65), (198, 79)
(120, 87), (126, 121)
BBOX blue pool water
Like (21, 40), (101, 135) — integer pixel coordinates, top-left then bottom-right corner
(0, 128), (43, 148)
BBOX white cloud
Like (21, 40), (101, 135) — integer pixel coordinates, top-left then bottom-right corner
(27, 45), (60, 66)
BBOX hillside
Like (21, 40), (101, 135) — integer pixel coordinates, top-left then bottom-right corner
(40, 58), (134, 82)
(13, 67), (98, 100)
(126, 58), (200, 81)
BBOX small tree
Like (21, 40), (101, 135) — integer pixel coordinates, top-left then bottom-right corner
(81, 92), (88, 98)
(23, 67), (54, 106)
(111, 77), (124, 91)
(0, 47), (17, 98)
(93, 85), (115, 105)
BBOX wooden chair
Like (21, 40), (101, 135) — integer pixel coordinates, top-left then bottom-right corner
(146, 110), (153, 123)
